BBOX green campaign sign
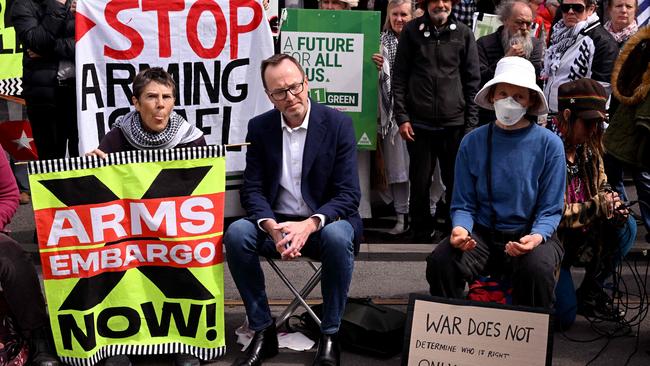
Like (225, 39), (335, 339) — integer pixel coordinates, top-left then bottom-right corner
(280, 9), (379, 150)
(0, 0), (23, 95)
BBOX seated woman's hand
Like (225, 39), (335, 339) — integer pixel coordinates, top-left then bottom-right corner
(505, 233), (543, 256)
(450, 226), (476, 252)
(85, 149), (107, 159)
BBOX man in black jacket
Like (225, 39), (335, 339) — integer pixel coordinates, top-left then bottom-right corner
(477, 0), (544, 123)
(11, 0), (77, 160)
(392, 0), (480, 242)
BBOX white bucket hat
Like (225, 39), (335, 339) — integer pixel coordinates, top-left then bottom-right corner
(474, 56), (549, 116)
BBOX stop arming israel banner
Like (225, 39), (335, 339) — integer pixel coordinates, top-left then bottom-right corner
(280, 9), (379, 149)
(28, 146), (227, 366)
(75, 0), (274, 172)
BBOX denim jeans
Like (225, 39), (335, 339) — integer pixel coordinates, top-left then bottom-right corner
(224, 218), (355, 334)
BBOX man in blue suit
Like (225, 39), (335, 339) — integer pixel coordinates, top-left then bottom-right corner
(224, 54), (362, 366)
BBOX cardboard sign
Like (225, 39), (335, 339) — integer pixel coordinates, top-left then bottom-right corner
(402, 294), (553, 366)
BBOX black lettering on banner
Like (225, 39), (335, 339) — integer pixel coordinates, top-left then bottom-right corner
(97, 306), (141, 338)
(183, 62), (193, 105)
(59, 313), (96, 351)
(222, 58), (249, 103)
(39, 167), (214, 311)
(141, 302), (202, 338)
(107, 64), (136, 107)
(96, 112), (106, 140)
(82, 64), (104, 111)
(194, 62), (220, 105)
(59, 301), (215, 350)
(205, 303), (217, 341)
(196, 108), (219, 137)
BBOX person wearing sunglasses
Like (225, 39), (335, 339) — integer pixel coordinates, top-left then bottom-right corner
(548, 79), (637, 329)
(541, 0), (618, 113)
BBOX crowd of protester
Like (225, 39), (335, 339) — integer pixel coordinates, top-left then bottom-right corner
(0, 0), (648, 365)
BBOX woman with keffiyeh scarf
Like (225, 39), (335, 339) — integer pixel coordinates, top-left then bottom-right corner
(85, 68), (204, 366)
(542, 0), (618, 113)
(371, 0), (415, 235)
(88, 68), (205, 158)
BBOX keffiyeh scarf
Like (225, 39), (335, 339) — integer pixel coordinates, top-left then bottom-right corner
(114, 110), (203, 150)
(379, 30), (399, 139)
(543, 13), (599, 78)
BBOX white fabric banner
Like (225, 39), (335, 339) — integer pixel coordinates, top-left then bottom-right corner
(75, 0), (274, 172)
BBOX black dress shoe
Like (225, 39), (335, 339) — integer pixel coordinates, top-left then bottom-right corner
(232, 323), (278, 366)
(312, 333), (340, 366)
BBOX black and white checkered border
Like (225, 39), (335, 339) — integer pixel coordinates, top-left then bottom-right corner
(28, 145), (225, 175)
(0, 78), (22, 96)
(60, 343), (226, 366)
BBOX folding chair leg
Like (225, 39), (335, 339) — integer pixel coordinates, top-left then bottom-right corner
(267, 259), (322, 329)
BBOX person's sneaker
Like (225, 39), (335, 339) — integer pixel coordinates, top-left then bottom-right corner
(577, 287), (624, 321)
(104, 355), (132, 366)
(387, 214), (409, 235)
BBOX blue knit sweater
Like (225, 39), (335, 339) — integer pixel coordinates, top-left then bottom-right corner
(451, 122), (566, 241)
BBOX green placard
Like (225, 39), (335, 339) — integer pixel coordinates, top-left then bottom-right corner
(280, 9), (379, 150)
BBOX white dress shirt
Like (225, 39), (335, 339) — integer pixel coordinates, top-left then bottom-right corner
(258, 101), (325, 231)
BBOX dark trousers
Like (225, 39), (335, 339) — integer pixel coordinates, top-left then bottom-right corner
(426, 227), (563, 309)
(224, 218), (355, 334)
(603, 153), (650, 232)
(26, 84), (78, 160)
(0, 234), (48, 337)
(406, 126), (463, 234)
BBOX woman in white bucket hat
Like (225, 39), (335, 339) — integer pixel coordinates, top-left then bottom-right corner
(426, 56), (566, 309)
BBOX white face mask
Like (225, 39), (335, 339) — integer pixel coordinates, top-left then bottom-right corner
(494, 97), (527, 126)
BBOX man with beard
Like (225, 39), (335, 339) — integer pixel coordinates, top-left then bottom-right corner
(392, 0), (480, 242)
(476, 0), (544, 123)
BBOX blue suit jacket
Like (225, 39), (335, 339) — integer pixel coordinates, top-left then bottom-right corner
(240, 100), (363, 253)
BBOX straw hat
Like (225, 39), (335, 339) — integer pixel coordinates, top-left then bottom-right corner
(474, 56), (549, 116)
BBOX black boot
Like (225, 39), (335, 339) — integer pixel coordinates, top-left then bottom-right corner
(312, 333), (340, 366)
(29, 326), (60, 366)
(232, 323), (278, 366)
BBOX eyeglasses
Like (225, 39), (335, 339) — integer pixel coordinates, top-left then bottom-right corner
(267, 80), (304, 101)
(561, 3), (586, 13)
(513, 19), (533, 28)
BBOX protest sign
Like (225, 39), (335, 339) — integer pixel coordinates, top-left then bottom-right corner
(472, 13), (502, 40)
(0, 0), (23, 96)
(279, 9), (380, 149)
(402, 294), (553, 366)
(75, 0), (274, 173)
(28, 146), (227, 366)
